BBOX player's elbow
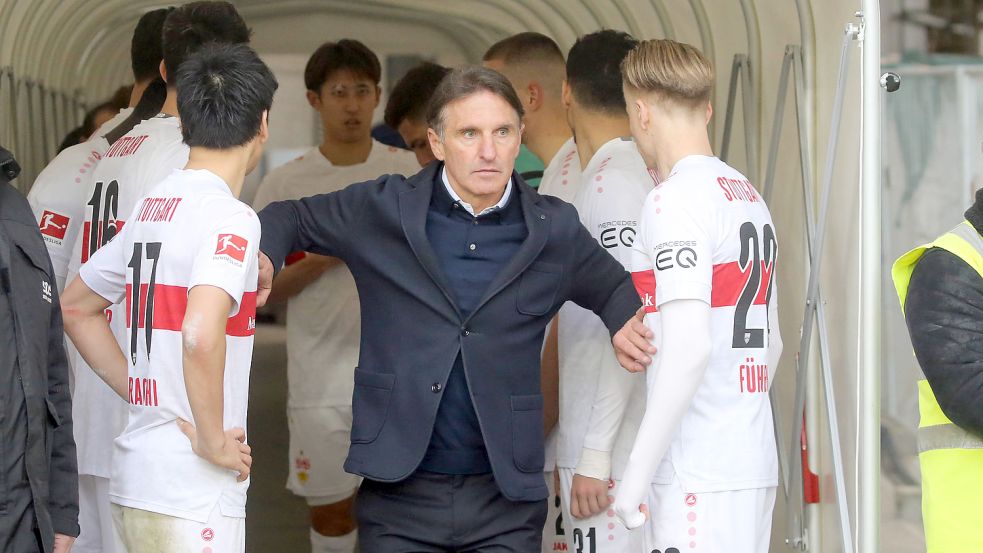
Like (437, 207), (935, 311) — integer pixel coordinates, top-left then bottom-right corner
(60, 297), (84, 339)
(60, 282), (94, 338)
(181, 313), (224, 358)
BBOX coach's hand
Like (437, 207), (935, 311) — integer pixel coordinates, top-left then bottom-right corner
(570, 474), (613, 519)
(177, 420), (252, 482)
(257, 252), (274, 307)
(613, 307), (656, 373)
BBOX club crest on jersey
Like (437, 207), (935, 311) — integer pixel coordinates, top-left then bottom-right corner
(38, 210), (69, 244)
(214, 233), (247, 263)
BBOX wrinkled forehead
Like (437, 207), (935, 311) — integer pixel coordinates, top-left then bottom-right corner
(440, 90), (521, 130)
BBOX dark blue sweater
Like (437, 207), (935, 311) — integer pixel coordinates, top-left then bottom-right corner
(417, 176), (527, 474)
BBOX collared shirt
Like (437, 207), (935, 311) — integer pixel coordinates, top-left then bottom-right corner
(441, 167), (513, 217)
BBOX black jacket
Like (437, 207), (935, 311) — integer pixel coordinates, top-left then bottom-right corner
(259, 163), (640, 501)
(0, 148), (79, 552)
(905, 188), (983, 436)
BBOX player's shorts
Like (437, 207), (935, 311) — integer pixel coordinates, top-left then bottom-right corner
(541, 471), (567, 553)
(111, 502), (244, 553)
(642, 475), (776, 553)
(558, 467), (643, 552)
(286, 405), (361, 502)
(75, 475), (125, 553)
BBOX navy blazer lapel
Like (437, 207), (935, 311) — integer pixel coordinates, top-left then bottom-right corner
(467, 176), (550, 320)
(397, 165), (461, 319)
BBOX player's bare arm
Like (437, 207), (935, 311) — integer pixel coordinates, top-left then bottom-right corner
(61, 277), (129, 399)
(266, 252), (343, 303)
(177, 284), (252, 482)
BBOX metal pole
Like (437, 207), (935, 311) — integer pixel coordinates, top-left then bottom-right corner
(786, 26), (858, 553)
(740, 56), (758, 183)
(858, 3), (882, 552)
(762, 48), (794, 203)
(720, 55), (744, 162)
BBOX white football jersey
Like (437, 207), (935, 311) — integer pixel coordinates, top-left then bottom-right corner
(629, 155), (779, 491)
(539, 137), (582, 473)
(537, 137), (581, 203)
(253, 142), (419, 408)
(80, 168), (260, 522)
(555, 138), (652, 475)
(28, 108), (133, 292)
(68, 114), (189, 477)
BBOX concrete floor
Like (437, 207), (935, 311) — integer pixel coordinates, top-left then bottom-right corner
(245, 324), (310, 552)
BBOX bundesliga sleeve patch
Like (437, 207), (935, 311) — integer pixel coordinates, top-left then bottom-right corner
(39, 210), (70, 241)
(215, 233), (248, 262)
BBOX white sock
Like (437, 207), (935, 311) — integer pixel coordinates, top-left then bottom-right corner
(310, 528), (357, 553)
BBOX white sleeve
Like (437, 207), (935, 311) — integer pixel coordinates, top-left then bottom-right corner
(613, 299), (712, 529)
(78, 224), (128, 304)
(648, 187), (713, 307)
(576, 176), (647, 477)
(189, 207), (261, 316)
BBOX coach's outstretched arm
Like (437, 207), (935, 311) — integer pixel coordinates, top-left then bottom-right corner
(613, 299), (712, 529)
(565, 218), (654, 370)
(257, 178), (376, 271)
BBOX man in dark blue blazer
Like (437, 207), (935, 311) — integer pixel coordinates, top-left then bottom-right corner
(257, 67), (653, 551)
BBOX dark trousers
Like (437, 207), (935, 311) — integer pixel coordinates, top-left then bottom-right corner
(355, 471), (547, 552)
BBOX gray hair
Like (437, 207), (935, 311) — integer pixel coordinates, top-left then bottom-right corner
(426, 66), (525, 138)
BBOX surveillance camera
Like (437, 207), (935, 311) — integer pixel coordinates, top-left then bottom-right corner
(880, 72), (901, 93)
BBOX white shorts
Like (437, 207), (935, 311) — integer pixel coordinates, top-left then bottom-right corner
(541, 471), (566, 553)
(287, 405), (361, 501)
(558, 467), (643, 552)
(643, 476), (776, 553)
(111, 502), (244, 553)
(75, 475), (125, 553)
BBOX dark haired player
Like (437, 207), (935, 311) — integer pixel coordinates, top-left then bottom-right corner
(62, 42), (277, 553)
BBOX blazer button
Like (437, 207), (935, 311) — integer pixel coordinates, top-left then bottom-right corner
(461, 327), (470, 336)
(431, 382), (442, 393)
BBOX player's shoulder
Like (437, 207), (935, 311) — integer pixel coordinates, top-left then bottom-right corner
(532, 187), (581, 228)
(197, 189), (260, 234)
(36, 141), (104, 180)
(658, 156), (731, 203)
(260, 150), (323, 187)
(369, 141), (421, 174)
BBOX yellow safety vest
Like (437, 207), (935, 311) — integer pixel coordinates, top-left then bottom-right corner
(892, 220), (983, 552)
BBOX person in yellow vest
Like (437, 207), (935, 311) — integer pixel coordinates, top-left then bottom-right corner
(893, 192), (983, 552)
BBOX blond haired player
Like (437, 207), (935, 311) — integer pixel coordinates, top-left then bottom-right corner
(613, 39), (783, 553)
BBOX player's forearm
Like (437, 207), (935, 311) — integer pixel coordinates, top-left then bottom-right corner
(61, 280), (127, 399)
(581, 355), (637, 455)
(267, 254), (340, 303)
(614, 300), (711, 527)
(182, 322), (228, 449)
